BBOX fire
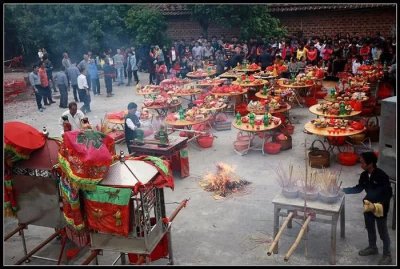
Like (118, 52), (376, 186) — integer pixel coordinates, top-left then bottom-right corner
(200, 163), (251, 199)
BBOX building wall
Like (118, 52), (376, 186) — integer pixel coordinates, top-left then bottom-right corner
(272, 7), (396, 38)
(165, 7), (396, 41)
(165, 16), (241, 41)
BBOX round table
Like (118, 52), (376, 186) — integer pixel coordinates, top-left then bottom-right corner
(247, 103), (291, 115)
(232, 67), (261, 73)
(324, 96), (369, 103)
(309, 104), (361, 118)
(144, 101), (182, 117)
(232, 80), (269, 88)
(232, 118), (281, 155)
(276, 82), (314, 107)
(255, 91), (273, 99)
(165, 115), (211, 129)
(186, 70), (217, 79)
(195, 78), (227, 88)
(304, 121), (366, 154)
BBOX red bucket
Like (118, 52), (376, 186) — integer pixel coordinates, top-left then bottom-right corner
(264, 142), (281, 154)
(197, 134), (214, 148)
(305, 96), (318, 107)
(337, 152), (359, 166)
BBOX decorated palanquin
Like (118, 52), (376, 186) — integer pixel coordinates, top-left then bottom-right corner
(56, 129), (116, 246)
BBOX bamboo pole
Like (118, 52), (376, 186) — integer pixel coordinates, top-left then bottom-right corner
(267, 212), (294, 256)
(284, 215), (312, 262)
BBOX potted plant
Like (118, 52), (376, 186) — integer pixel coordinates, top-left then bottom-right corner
(273, 163), (298, 198)
(318, 168), (342, 203)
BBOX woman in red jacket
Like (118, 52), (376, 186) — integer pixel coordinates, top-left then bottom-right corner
(307, 44), (318, 66)
(359, 42), (371, 62)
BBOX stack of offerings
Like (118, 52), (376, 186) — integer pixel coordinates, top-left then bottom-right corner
(212, 113), (232, 131)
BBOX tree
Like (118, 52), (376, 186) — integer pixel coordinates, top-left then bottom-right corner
(125, 6), (169, 46)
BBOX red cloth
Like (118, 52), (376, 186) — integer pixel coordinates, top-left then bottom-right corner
(307, 49), (318, 61)
(38, 67), (49, 87)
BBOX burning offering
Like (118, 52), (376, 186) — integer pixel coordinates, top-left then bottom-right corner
(199, 163), (251, 199)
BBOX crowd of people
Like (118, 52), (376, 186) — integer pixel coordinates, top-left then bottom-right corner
(29, 31), (396, 113)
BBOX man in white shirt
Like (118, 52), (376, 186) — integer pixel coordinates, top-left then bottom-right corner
(77, 68), (91, 113)
(59, 102), (85, 135)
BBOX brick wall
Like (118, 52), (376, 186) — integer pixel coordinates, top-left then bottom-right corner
(165, 7), (396, 41)
(165, 16), (241, 41)
(272, 7), (396, 38)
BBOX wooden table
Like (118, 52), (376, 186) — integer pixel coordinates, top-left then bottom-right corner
(186, 70), (217, 79)
(211, 90), (248, 115)
(276, 82), (314, 107)
(232, 118), (281, 155)
(309, 104), (361, 118)
(304, 121), (366, 153)
(324, 96), (369, 103)
(272, 192), (345, 264)
(129, 136), (190, 178)
(144, 101), (182, 117)
(165, 115), (212, 145)
(247, 103), (291, 115)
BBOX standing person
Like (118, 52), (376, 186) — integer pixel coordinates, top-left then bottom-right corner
(29, 64), (46, 112)
(131, 48), (139, 85)
(215, 50), (225, 76)
(352, 55), (362, 75)
(191, 42), (204, 60)
(67, 63), (81, 102)
(61, 52), (72, 70)
(296, 42), (308, 61)
(155, 61), (168, 85)
(126, 50), (139, 86)
(38, 48), (44, 61)
(43, 55), (57, 92)
(259, 47), (273, 70)
(103, 59), (114, 97)
(124, 102), (141, 155)
(148, 47), (157, 84)
(121, 47), (128, 79)
(77, 68), (91, 114)
(169, 45), (179, 71)
(88, 59), (100, 95)
(58, 101), (85, 135)
(306, 43), (318, 65)
(38, 61), (55, 105)
(162, 45), (171, 73)
(126, 50), (133, 87)
(360, 42), (371, 62)
(54, 66), (69, 108)
(78, 54), (91, 89)
(342, 152), (393, 265)
(113, 48), (124, 86)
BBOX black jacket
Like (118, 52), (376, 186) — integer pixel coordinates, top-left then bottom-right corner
(124, 113), (141, 143)
(343, 168), (392, 218)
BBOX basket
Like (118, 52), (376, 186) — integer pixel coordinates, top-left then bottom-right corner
(234, 140), (250, 152)
(273, 133), (292, 150)
(236, 132), (252, 142)
(337, 145), (359, 166)
(197, 134), (214, 148)
(308, 139), (330, 168)
(347, 132), (366, 145)
(366, 116), (380, 142)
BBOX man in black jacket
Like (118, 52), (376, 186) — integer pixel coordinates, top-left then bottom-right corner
(343, 152), (393, 265)
(124, 102), (141, 154)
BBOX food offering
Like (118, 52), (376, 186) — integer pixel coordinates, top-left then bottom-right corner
(143, 95), (180, 107)
(253, 70), (278, 79)
(265, 64), (288, 76)
(304, 66), (325, 80)
(336, 76), (370, 93)
(159, 77), (192, 88)
(247, 97), (288, 114)
(186, 68), (217, 79)
(277, 74), (314, 87)
(315, 101), (353, 116)
(210, 84), (246, 95)
(166, 106), (209, 123)
(325, 88), (369, 102)
(235, 112), (281, 131)
(196, 78), (227, 87)
(136, 84), (164, 95)
(310, 118), (365, 133)
(166, 85), (202, 96)
(357, 64), (384, 83)
(195, 95), (226, 110)
(233, 62), (261, 72)
(232, 74), (268, 87)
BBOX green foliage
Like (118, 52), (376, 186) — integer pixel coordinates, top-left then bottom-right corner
(125, 6), (168, 46)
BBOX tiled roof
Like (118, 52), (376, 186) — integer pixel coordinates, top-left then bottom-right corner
(154, 4), (394, 16)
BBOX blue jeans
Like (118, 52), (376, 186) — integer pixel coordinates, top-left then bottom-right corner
(58, 84), (68, 108)
(116, 67), (124, 85)
(78, 88), (91, 113)
(91, 78), (100, 94)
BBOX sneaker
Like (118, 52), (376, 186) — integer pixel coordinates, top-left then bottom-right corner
(378, 255), (392, 265)
(50, 101), (56, 104)
(358, 246), (378, 256)
(39, 108), (44, 112)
